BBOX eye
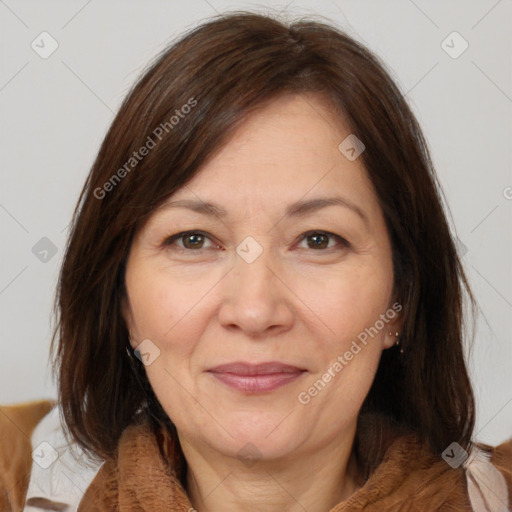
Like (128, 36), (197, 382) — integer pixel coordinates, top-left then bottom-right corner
(161, 230), (348, 252)
(297, 231), (349, 250)
(163, 231), (219, 250)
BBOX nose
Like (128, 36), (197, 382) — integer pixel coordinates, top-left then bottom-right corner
(217, 251), (295, 338)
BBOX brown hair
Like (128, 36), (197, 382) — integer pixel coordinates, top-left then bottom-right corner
(52, 11), (476, 466)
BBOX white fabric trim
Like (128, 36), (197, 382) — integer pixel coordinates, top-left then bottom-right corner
(23, 405), (102, 512)
(464, 445), (510, 512)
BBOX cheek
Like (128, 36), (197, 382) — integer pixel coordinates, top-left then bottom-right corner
(288, 257), (393, 410)
(126, 264), (214, 344)
(126, 267), (218, 421)
(289, 258), (394, 342)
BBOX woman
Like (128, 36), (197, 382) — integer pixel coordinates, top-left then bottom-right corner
(1, 11), (511, 512)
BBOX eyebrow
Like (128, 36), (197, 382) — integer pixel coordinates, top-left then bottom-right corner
(160, 196), (369, 226)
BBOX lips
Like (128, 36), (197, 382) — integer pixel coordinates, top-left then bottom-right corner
(209, 362), (305, 375)
(207, 362), (306, 393)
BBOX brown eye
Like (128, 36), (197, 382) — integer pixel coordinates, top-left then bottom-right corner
(163, 231), (216, 250)
(182, 233), (205, 249)
(307, 233), (330, 249)
(298, 231), (349, 251)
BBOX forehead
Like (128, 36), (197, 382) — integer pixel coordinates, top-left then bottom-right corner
(164, 93), (380, 221)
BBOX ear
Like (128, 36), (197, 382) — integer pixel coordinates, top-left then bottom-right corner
(382, 300), (405, 350)
(122, 294), (138, 350)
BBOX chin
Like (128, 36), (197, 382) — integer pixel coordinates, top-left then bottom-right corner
(205, 412), (303, 460)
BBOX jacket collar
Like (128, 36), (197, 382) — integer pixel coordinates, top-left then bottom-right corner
(77, 412), (482, 511)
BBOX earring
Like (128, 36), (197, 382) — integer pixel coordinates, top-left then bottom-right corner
(389, 331), (404, 354)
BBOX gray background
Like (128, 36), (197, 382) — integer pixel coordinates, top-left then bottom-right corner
(1, 0), (511, 446)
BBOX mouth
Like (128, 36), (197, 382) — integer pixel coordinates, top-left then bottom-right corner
(207, 362), (307, 393)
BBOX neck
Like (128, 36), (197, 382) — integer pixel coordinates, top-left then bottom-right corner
(181, 428), (360, 512)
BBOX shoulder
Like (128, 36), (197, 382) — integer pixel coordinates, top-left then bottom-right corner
(0, 399), (55, 511)
(490, 438), (512, 482)
(380, 436), (512, 511)
(354, 413), (512, 510)
(469, 439), (512, 511)
(352, 411), (512, 511)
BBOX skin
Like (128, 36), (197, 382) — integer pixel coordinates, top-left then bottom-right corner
(124, 92), (403, 512)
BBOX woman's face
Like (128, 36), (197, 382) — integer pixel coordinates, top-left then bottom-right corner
(124, 93), (401, 464)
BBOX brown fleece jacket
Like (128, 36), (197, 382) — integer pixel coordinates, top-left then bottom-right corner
(0, 400), (55, 512)
(1, 400), (511, 511)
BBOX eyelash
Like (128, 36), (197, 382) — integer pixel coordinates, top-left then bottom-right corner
(162, 230), (350, 252)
